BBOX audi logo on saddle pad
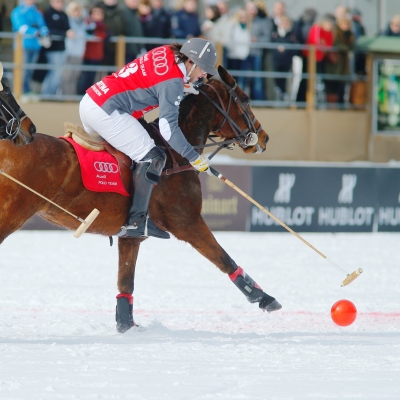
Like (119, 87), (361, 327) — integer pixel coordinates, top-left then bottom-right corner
(94, 162), (119, 173)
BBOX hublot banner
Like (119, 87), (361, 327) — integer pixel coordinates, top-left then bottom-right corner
(199, 164), (400, 233)
(250, 166), (377, 232)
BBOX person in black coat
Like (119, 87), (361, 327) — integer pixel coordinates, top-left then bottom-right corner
(381, 15), (400, 37)
(271, 15), (297, 99)
(171, 0), (201, 39)
(41, 0), (71, 95)
(138, 0), (171, 51)
(121, 0), (144, 62)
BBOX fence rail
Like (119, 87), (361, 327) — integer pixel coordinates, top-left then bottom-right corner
(0, 32), (367, 109)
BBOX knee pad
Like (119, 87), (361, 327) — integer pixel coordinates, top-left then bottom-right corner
(140, 146), (166, 184)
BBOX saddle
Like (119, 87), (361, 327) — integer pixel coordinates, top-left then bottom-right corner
(63, 122), (132, 194)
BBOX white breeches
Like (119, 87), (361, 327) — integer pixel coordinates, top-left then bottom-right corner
(79, 94), (155, 162)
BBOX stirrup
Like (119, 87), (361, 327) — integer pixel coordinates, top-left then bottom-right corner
(116, 217), (170, 239)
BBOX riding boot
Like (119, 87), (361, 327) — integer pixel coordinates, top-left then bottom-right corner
(118, 146), (170, 239)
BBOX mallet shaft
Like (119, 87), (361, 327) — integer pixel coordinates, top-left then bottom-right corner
(209, 167), (350, 276)
(0, 169), (84, 223)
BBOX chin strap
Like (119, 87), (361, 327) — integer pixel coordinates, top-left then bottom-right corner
(187, 63), (196, 78)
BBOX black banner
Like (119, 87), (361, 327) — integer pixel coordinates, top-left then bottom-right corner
(199, 165), (251, 231)
(376, 168), (400, 231)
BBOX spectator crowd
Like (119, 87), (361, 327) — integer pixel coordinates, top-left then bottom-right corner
(4, 0), (400, 105)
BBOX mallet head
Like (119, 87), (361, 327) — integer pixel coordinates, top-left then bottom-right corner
(341, 268), (363, 287)
(73, 208), (100, 238)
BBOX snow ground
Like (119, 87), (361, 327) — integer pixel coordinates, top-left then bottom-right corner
(0, 231), (399, 399)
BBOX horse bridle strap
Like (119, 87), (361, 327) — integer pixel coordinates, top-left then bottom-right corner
(197, 80), (263, 149)
(0, 99), (25, 140)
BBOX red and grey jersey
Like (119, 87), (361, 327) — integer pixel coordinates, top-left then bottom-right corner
(86, 45), (198, 162)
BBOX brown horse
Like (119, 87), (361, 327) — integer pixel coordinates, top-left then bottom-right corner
(0, 64), (282, 332)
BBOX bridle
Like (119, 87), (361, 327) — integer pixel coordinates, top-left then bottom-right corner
(160, 77), (265, 175)
(195, 78), (263, 159)
(0, 92), (27, 141)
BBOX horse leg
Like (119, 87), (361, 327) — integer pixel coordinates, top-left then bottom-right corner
(0, 182), (40, 245)
(171, 214), (282, 313)
(115, 237), (143, 332)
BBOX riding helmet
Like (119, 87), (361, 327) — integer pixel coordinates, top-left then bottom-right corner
(180, 38), (218, 76)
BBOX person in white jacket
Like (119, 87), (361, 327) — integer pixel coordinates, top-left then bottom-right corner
(226, 9), (251, 89)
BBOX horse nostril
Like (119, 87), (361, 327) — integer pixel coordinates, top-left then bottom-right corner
(30, 124), (36, 135)
(265, 135), (269, 144)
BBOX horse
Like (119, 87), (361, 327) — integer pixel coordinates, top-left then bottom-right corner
(0, 63), (282, 332)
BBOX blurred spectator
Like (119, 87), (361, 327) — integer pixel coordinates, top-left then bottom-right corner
(137, 0), (171, 52)
(294, 8), (317, 102)
(0, 3), (6, 41)
(121, 0), (144, 61)
(271, 1), (286, 33)
(150, 0), (172, 44)
(201, 5), (221, 42)
(226, 8), (251, 89)
(11, 0), (50, 94)
(352, 8), (366, 75)
(61, 1), (91, 95)
(381, 15), (400, 37)
(245, 1), (272, 100)
(293, 8), (317, 45)
(334, 5), (349, 23)
(137, 0), (153, 51)
(302, 14), (334, 69)
(271, 15), (297, 100)
(297, 14), (334, 103)
(214, 1), (232, 65)
(255, 2), (275, 100)
(171, 0), (201, 39)
(97, 0), (128, 69)
(324, 16), (355, 104)
(77, 5), (109, 94)
(351, 8), (365, 38)
(41, 0), (71, 95)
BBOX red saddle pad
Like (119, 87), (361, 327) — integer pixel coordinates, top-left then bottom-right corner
(61, 136), (130, 196)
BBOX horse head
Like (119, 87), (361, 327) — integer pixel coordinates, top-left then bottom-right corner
(201, 65), (269, 154)
(0, 62), (36, 146)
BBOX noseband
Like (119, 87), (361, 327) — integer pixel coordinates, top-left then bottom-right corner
(0, 95), (26, 141)
(197, 79), (263, 150)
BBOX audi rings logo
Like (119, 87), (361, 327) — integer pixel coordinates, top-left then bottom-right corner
(153, 48), (169, 76)
(94, 162), (119, 173)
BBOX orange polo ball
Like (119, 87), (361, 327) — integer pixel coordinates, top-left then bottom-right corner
(331, 299), (357, 326)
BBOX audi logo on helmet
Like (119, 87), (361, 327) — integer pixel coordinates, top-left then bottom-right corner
(94, 162), (119, 173)
(152, 47), (169, 76)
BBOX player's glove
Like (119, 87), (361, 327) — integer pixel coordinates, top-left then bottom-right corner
(190, 155), (212, 175)
(183, 82), (199, 95)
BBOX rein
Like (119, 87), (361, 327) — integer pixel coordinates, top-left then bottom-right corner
(160, 78), (263, 176)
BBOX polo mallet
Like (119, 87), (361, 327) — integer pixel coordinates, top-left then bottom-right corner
(0, 169), (99, 238)
(208, 167), (363, 287)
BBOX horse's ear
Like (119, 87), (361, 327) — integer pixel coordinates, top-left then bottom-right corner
(218, 65), (236, 87)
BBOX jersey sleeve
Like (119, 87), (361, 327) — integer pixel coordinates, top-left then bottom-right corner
(156, 79), (198, 162)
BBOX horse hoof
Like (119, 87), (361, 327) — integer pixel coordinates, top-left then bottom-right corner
(116, 321), (137, 333)
(259, 296), (282, 313)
